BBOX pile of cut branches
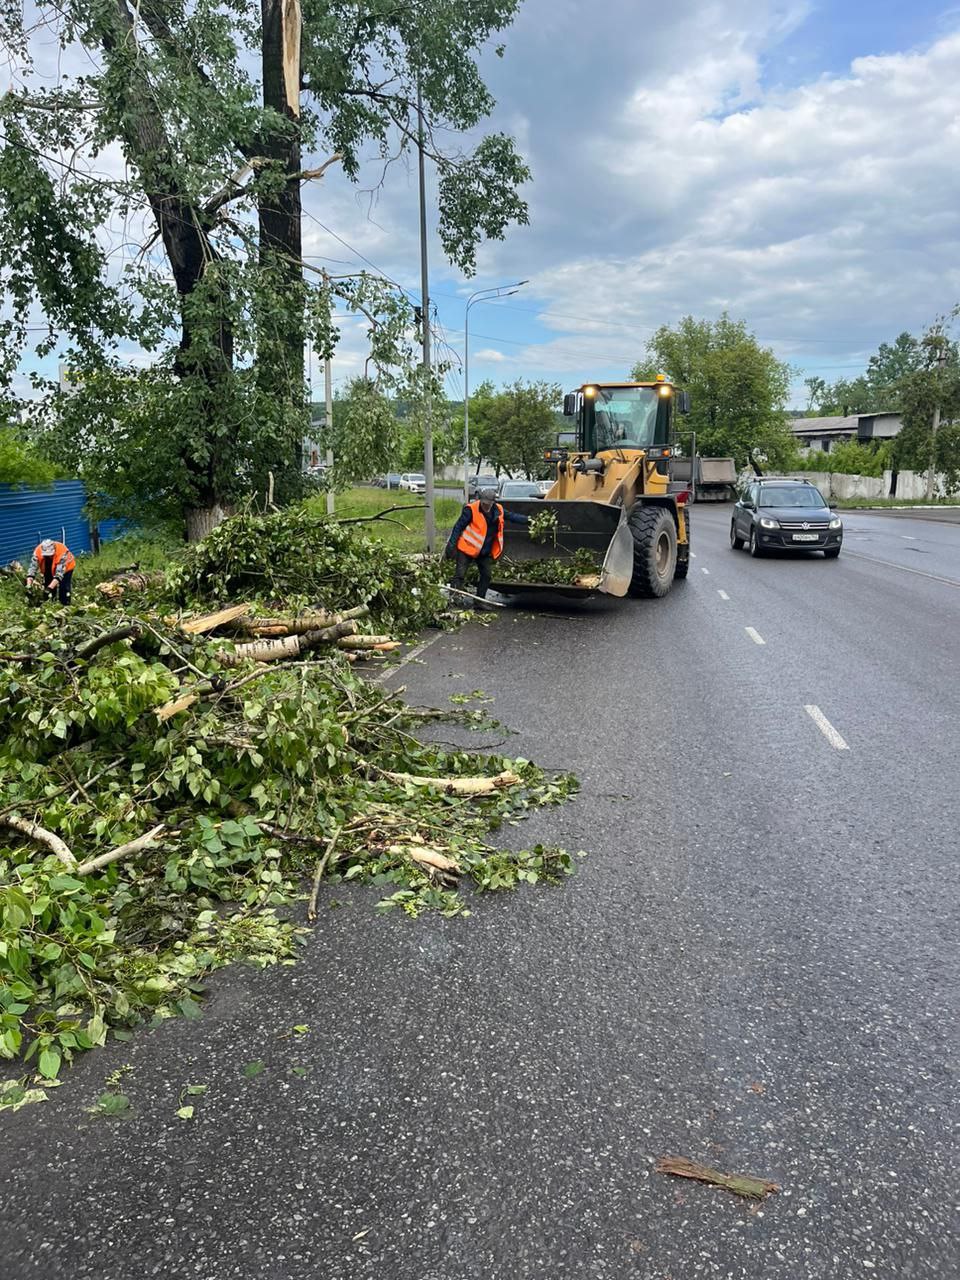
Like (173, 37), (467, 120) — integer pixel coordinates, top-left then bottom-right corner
(493, 548), (601, 587)
(0, 586), (578, 1086)
(167, 506), (447, 635)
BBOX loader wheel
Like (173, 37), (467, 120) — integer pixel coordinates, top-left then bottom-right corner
(675, 513), (690, 580)
(628, 506), (677, 598)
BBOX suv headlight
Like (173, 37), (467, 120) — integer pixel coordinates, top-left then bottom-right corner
(759, 517), (779, 529)
(829, 517), (842, 530)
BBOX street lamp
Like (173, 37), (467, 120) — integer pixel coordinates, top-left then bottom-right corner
(463, 280), (528, 501)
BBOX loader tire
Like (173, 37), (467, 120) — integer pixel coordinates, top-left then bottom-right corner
(628, 505), (677, 598)
(675, 512), (690, 580)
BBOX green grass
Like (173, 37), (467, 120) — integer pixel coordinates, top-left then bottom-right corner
(79, 530), (182, 575)
(304, 487), (464, 550)
(832, 496), (960, 509)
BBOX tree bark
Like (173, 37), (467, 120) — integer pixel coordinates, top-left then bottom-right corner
(258, 0), (306, 495)
(104, 0), (235, 539)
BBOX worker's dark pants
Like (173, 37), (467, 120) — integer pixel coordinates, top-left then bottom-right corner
(452, 550), (493, 599)
(44, 571), (73, 604)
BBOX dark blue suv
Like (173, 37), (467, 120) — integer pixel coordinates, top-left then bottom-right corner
(730, 478), (843, 558)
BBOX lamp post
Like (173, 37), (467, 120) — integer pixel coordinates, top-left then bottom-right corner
(463, 280), (528, 501)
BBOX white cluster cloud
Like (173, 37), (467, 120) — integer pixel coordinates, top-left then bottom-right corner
(468, 4), (960, 393)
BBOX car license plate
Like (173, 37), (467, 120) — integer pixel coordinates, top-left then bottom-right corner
(792, 533), (819, 542)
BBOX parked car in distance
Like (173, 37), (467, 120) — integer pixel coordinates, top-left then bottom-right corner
(468, 473), (498, 500)
(730, 478), (843, 558)
(382, 473), (402, 490)
(497, 480), (544, 500)
(399, 472), (426, 493)
(536, 479), (553, 496)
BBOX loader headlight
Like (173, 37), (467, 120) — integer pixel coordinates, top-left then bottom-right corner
(759, 517), (779, 529)
(829, 517), (842, 529)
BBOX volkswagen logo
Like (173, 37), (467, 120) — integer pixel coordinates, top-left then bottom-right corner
(802, 522), (810, 530)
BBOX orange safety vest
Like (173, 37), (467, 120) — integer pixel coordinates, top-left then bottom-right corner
(456, 501), (504, 560)
(35, 541), (76, 575)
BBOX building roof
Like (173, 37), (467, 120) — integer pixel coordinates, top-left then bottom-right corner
(787, 411), (901, 438)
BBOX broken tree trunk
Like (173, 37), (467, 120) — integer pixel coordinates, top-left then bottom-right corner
(177, 604), (251, 635)
(96, 571), (166, 600)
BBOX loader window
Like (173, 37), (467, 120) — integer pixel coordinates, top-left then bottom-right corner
(588, 386), (663, 452)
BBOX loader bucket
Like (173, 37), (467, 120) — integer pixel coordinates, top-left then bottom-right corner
(490, 499), (634, 599)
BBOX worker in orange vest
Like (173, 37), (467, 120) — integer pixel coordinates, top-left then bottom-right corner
(445, 488), (529, 602)
(26, 538), (76, 604)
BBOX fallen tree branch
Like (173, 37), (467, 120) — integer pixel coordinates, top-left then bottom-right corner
(75, 825), (166, 876)
(307, 825), (342, 922)
(334, 504), (426, 525)
(74, 624), (142, 663)
(379, 769), (521, 796)
(0, 814), (76, 867)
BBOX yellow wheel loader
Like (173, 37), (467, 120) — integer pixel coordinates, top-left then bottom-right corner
(491, 378), (692, 601)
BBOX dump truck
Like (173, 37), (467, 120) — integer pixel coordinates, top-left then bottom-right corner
(671, 455), (738, 502)
(490, 378), (692, 601)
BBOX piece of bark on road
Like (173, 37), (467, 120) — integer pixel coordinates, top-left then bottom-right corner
(655, 1155), (780, 1200)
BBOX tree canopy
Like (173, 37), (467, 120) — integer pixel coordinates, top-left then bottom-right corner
(0, 1), (530, 535)
(468, 379), (561, 478)
(632, 314), (794, 466)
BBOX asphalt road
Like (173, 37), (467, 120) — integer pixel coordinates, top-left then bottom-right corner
(4, 504), (959, 1279)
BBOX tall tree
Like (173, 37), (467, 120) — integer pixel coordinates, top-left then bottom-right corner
(632, 314), (793, 466)
(468, 379), (560, 477)
(0, 1), (530, 537)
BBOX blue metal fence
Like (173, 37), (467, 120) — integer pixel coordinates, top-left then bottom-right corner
(0, 480), (128, 565)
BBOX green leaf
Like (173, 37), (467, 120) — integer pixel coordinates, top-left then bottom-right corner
(38, 1047), (61, 1079)
(290, 1065), (308, 1078)
(175, 1105), (194, 1120)
(242, 1060), (264, 1079)
(96, 1092), (130, 1115)
(186, 1084), (207, 1096)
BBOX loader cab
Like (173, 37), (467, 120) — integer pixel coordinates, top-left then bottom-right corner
(562, 380), (689, 457)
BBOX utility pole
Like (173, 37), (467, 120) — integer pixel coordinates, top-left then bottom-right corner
(926, 338), (948, 501)
(324, 343), (335, 516)
(416, 76), (435, 552)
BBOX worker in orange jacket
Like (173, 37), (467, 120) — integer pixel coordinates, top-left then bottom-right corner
(26, 538), (76, 604)
(445, 488), (529, 602)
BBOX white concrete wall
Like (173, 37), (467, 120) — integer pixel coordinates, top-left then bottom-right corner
(738, 468), (960, 501)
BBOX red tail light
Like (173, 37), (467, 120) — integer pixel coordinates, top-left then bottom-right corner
(675, 489), (690, 505)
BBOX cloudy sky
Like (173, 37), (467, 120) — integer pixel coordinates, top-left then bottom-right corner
(8, 0), (960, 409)
(303, 0), (960, 407)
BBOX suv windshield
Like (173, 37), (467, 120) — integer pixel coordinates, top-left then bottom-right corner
(759, 486), (826, 509)
(591, 386), (660, 450)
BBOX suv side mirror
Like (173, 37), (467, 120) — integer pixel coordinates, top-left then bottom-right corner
(562, 392), (578, 417)
(677, 390), (691, 414)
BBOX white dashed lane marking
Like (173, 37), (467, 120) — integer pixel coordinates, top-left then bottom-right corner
(701, 567), (710, 575)
(717, 589), (729, 600)
(745, 627), (766, 646)
(804, 704), (850, 751)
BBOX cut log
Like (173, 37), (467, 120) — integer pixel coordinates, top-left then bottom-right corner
(336, 634), (395, 650)
(240, 604), (370, 638)
(381, 769), (521, 796)
(178, 604), (251, 635)
(216, 620), (358, 667)
(95, 571), (165, 600)
(219, 635), (302, 666)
